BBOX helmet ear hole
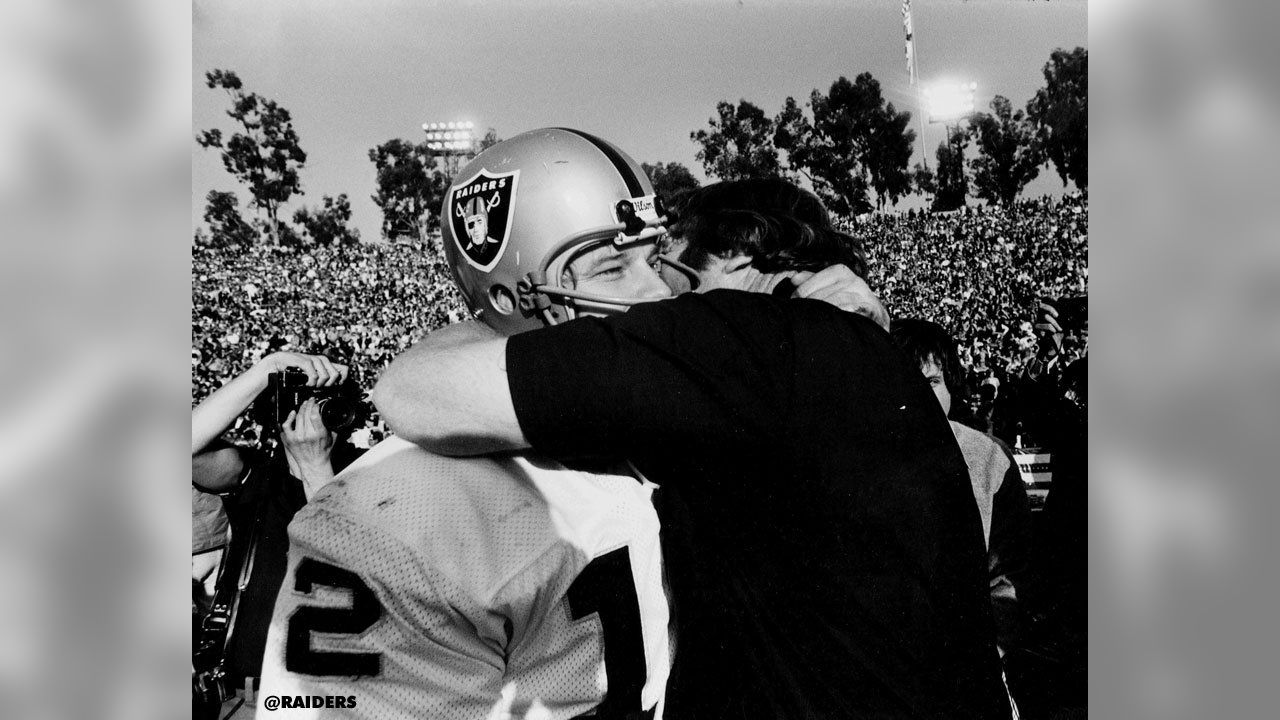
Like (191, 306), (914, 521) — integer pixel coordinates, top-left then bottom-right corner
(488, 284), (516, 315)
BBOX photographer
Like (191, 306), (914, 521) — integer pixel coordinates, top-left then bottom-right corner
(192, 351), (347, 458)
(192, 351), (363, 717)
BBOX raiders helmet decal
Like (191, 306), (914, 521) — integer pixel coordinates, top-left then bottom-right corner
(447, 168), (521, 271)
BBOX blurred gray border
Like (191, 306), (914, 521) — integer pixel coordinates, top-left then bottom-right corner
(13, 1), (1280, 718)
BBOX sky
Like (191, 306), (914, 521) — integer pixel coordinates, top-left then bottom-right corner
(193, 0), (1087, 242)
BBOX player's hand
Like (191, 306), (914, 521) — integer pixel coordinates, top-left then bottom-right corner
(281, 399), (337, 494)
(792, 265), (891, 330)
(256, 351), (348, 387)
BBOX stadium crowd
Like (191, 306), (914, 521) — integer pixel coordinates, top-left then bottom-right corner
(850, 192), (1088, 384)
(192, 237), (468, 444)
(192, 192), (1087, 446)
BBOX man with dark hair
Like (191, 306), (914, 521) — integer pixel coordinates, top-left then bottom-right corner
(660, 177), (883, 327)
(660, 177), (869, 295)
(889, 318), (1033, 666)
(888, 319), (966, 403)
(377, 179), (1009, 719)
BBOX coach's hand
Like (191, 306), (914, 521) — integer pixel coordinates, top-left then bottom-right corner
(792, 265), (891, 330)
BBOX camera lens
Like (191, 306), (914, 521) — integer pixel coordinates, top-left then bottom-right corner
(317, 397), (361, 433)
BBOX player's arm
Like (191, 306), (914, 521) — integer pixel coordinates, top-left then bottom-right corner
(379, 294), (789, 461)
(372, 321), (529, 456)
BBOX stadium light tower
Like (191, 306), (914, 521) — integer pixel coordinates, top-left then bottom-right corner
(421, 120), (477, 156)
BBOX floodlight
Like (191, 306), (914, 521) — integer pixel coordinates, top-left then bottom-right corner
(924, 81), (978, 124)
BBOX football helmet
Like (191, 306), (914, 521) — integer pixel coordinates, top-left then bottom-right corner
(441, 127), (697, 336)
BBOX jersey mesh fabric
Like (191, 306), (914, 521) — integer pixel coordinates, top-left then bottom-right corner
(257, 437), (670, 719)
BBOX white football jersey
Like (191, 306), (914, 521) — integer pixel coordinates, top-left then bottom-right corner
(257, 437), (670, 719)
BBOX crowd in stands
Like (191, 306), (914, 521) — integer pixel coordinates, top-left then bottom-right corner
(192, 237), (468, 444)
(193, 193), (1087, 447)
(848, 192), (1088, 400)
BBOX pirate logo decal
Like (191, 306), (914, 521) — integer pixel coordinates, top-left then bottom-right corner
(447, 168), (520, 271)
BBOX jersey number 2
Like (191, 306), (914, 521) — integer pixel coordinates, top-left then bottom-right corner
(285, 557), (382, 676)
(567, 547), (653, 720)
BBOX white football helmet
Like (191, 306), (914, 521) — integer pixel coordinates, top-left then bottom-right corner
(441, 127), (696, 336)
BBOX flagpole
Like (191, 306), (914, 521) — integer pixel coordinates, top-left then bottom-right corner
(905, 0), (929, 170)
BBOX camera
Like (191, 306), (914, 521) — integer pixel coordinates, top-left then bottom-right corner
(253, 367), (369, 434)
(1053, 295), (1088, 333)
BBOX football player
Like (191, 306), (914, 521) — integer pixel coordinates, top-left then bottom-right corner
(256, 129), (680, 719)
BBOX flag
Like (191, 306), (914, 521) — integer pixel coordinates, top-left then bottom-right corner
(902, 0), (916, 85)
(1013, 450), (1053, 488)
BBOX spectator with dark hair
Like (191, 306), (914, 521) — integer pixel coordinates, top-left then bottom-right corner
(890, 319), (1033, 670)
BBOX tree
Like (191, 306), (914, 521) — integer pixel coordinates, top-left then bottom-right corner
(293, 194), (360, 246)
(197, 70), (307, 243)
(642, 162), (700, 205)
(776, 96), (872, 217)
(369, 130), (504, 242)
(932, 127), (970, 212)
(1027, 47), (1087, 190)
(911, 163), (936, 197)
(969, 95), (1045, 207)
(201, 190), (258, 249)
(691, 100), (786, 180)
(477, 128), (502, 152)
(368, 139), (450, 241)
(274, 220), (305, 249)
(775, 74), (915, 215)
